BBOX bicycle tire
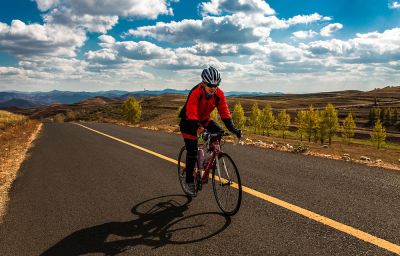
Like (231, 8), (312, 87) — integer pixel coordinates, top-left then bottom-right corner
(177, 146), (191, 196)
(212, 152), (242, 216)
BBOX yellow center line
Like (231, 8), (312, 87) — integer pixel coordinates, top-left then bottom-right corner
(76, 123), (400, 255)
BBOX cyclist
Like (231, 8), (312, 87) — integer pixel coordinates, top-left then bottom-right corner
(179, 66), (242, 196)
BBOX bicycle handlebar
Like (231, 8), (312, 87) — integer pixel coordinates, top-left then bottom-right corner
(209, 131), (230, 137)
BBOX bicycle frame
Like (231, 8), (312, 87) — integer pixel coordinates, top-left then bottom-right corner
(200, 143), (216, 183)
(197, 134), (226, 184)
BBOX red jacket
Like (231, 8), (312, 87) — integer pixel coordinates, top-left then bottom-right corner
(180, 83), (231, 126)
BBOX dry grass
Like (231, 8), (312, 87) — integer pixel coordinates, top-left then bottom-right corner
(53, 113), (65, 123)
(0, 116), (42, 221)
(0, 110), (27, 131)
(241, 133), (400, 170)
(124, 109), (400, 171)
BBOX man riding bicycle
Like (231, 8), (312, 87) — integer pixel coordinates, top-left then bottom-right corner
(179, 66), (242, 196)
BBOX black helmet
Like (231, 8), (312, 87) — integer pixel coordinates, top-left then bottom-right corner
(201, 66), (221, 87)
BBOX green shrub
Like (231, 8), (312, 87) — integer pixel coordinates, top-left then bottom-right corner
(122, 96), (142, 124)
(232, 102), (246, 130)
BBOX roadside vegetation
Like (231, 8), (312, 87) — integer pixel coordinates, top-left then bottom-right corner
(10, 87), (398, 169)
(0, 110), (42, 219)
(233, 102), (399, 149)
(122, 96), (142, 124)
(0, 110), (27, 131)
(228, 101), (399, 168)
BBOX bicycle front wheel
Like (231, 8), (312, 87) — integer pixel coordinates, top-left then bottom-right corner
(212, 152), (242, 216)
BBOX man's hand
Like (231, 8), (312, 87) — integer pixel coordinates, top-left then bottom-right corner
(200, 130), (210, 141)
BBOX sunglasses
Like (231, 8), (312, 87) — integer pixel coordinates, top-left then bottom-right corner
(205, 80), (221, 88)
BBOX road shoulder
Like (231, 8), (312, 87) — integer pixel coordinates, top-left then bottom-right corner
(0, 120), (42, 220)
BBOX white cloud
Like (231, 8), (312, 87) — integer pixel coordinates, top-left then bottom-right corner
(389, 1), (400, 9)
(43, 7), (118, 33)
(0, 57), (91, 82)
(35, 0), (175, 34)
(0, 66), (29, 76)
(303, 39), (350, 55)
(292, 30), (318, 40)
(99, 35), (116, 44)
(0, 20), (86, 58)
(70, 0), (173, 18)
(320, 23), (343, 37)
(18, 57), (88, 75)
(128, 16), (267, 44)
(114, 41), (175, 60)
(127, 12), (331, 44)
(87, 36), (236, 71)
(200, 0), (275, 16)
(286, 13), (331, 25)
(35, 0), (59, 11)
(267, 42), (303, 63)
(85, 49), (120, 65)
(180, 42), (264, 56)
(149, 53), (222, 70)
(87, 36), (175, 63)
(35, 0), (174, 19)
(302, 28), (400, 64)
(247, 39), (305, 64)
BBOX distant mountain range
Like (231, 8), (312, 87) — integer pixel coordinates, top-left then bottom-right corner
(0, 89), (282, 109)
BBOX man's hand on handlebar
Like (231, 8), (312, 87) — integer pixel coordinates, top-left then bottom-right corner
(200, 130), (210, 141)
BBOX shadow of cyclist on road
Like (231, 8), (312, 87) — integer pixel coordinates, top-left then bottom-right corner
(41, 194), (231, 256)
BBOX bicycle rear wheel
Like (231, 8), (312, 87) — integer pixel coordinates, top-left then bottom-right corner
(177, 146), (191, 195)
(212, 152), (242, 216)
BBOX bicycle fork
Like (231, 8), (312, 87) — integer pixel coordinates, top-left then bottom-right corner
(215, 156), (232, 187)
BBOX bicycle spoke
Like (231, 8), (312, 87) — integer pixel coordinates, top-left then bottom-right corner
(221, 158), (232, 182)
(212, 153), (242, 216)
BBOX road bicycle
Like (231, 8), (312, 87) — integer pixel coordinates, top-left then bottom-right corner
(177, 132), (242, 216)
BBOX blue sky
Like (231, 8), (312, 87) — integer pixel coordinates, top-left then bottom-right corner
(0, 0), (399, 93)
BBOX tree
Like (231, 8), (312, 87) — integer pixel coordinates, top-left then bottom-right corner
(382, 107), (393, 126)
(248, 102), (261, 134)
(380, 107), (387, 124)
(341, 112), (356, 144)
(259, 104), (275, 136)
(305, 105), (319, 142)
(276, 109), (291, 139)
(210, 108), (222, 126)
(319, 103), (339, 144)
(122, 96), (142, 124)
(370, 119), (386, 149)
(317, 111), (328, 144)
(391, 108), (398, 125)
(232, 102), (246, 130)
(368, 107), (380, 124)
(295, 110), (307, 141)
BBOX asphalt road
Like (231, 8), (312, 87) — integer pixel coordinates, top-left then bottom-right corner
(0, 122), (399, 256)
